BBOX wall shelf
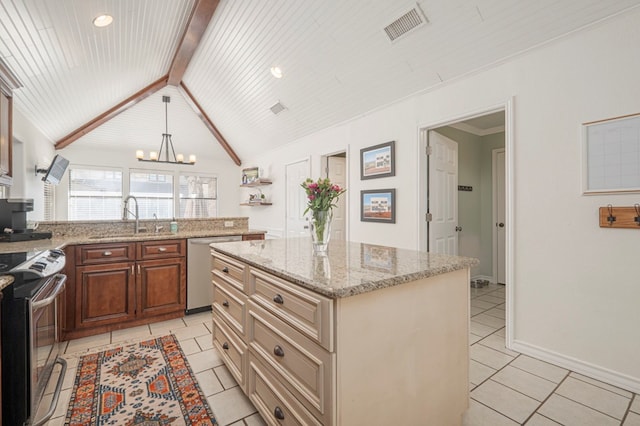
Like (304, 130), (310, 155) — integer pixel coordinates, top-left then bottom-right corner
(240, 202), (273, 206)
(240, 179), (272, 187)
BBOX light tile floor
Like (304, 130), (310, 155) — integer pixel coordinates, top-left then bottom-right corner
(465, 283), (640, 426)
(42, 284), (640, 425)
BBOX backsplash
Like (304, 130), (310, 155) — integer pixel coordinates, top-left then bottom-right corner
(38, 217), (249, 238)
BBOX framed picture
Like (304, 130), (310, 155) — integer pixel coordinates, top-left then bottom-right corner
(360, 141), (395, 179)
(360, 243), (397, 274)
(242, 167), (259, 184)
(361, 189), (396, 223)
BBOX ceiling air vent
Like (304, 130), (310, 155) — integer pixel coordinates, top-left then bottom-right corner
(270, 101), (286, 115)
(384, 5), (427, 42)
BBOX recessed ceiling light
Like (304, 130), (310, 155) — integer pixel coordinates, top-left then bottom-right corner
(270, 66), (283, 79)
(93, 14), (113, 28)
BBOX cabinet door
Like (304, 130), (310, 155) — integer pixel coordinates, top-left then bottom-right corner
(137, 257), (186, 317)
(0, 90), (12, 178)
(76, 262), (136, 328)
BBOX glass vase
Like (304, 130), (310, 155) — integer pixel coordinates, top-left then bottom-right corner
(309, 209), (332, 253)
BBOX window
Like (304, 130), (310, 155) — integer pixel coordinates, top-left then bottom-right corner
(68, 167), (123, 220)
(179, 174), (217, 218)
(43, 182), (55, 221)
(129, 170), (174, 219)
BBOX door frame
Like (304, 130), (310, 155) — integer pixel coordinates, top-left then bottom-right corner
(492, 148), (506, 285)
(284, 156), (311, 238)
(320, 147), (350, 242)
(417, 98), (515, 348)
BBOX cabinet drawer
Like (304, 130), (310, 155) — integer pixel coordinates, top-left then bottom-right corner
(212, 252), (246, 294)
(248, 354), (322, 426)
(212, 316), (248, 391)
(248, 301), (333, 423)
(242, 233), (264, 241)
(213, 279), (247, 338)
(137, 239), (185, 260)
(76, 243), (135, 265)
(249, 268), (333, 351)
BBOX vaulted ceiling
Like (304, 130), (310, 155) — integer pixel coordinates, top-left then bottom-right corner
(1, 0), (638, 165)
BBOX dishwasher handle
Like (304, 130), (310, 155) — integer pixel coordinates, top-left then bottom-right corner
(188, 236), (242, 245)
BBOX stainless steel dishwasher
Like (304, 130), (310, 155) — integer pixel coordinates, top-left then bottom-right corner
(187, 236), (242, 314)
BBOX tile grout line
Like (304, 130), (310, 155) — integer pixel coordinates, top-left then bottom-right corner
(620, 394), (635, 425)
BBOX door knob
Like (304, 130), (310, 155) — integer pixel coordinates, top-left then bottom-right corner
(455, 226), (462, 232)
(498, 222), (505, 228)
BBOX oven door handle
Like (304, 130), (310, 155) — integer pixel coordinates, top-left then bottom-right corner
(31, 274), (67, 309)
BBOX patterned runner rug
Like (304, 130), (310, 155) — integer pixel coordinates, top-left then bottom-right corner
(65, 334), (217, 425)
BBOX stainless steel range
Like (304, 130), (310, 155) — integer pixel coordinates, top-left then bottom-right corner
(1, 248), (67, 426)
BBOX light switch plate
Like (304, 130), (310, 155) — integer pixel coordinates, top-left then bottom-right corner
(224, 221), (234, 227)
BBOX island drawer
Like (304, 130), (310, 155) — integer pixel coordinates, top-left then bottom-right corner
(212, 315), (248, 392)
(136, 239), (185, 260)
(248, 353), (323, 426)
(248, 267), (333, 351)
(212, 252), (247, 294)
(212, 278), (247, 338)
(248, 301), (333, 423)
(76, 243), (135, 265)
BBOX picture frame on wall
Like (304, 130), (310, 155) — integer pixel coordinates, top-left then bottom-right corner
(242, 167), (259, 184)
(360, 141), (395, 180)
(361, 189), (396, 223)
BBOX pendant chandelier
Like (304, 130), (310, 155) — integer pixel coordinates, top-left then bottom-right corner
(136, 95), (196, 165)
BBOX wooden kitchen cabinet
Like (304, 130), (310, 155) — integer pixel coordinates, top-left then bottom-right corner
(76, 261), (136, 328)
(63, 239), (186, 340)
(0, 89), (12, 183)
(138, 257), (186, 317)
(241, 233), (265, 241)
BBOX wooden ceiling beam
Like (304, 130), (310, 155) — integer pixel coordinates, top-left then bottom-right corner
(179, 82), (241, 166)
(167, 0), (219, 86)
(55, 75), (168, 150)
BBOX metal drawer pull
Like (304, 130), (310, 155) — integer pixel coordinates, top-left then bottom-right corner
(158, 247), (167, 252)
(273, 294), (284, 304)
(222, 267), (229, 273)
(103, 251), (112, 256)
(273, 345), (285, 357)
(274, 406), (285, 420)
(222, 342), (229, 350)
(222, 300), (230, 307)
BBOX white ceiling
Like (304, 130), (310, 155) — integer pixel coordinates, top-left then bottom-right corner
(1, 0), (639, 163)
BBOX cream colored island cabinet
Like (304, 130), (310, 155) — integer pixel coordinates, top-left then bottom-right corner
(211, 239), (478, 426)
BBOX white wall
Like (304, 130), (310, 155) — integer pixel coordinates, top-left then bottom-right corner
(11, 108), (55, 220)
(55, 145), (241, 220)
(243, 10), (640, 392)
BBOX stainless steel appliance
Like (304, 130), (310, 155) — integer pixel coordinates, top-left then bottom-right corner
(2, 248), (67, 426)
(186, 236), (242, 314)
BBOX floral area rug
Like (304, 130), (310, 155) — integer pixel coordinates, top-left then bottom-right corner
(65, 334), (217, 425)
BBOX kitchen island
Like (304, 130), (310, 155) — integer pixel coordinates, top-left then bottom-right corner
(210, 238), (478, 426)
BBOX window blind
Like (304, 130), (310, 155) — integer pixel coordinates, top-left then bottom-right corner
(68, 168), (123, 220)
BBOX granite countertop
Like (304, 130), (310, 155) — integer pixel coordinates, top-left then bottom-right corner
(0, 229), (266, 254)
(211, 238), (479, 298)
(0, 275), (14, 291)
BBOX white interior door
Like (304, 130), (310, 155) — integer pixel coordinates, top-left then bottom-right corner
(327, 155), (346, 241)
(428, 131), (458, 255)
(285, 159), (310, 238)
(494, 149), (506, 284)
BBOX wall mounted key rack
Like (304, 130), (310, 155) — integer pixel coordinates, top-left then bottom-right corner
(598, 204), (640, 228)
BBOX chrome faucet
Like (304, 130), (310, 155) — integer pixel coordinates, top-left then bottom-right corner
(122, 195), (140, 233)
(153, 213), (163, 233)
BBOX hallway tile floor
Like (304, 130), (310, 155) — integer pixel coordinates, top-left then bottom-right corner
(42, 284), (639, 425)
(465, 283), (639, 426)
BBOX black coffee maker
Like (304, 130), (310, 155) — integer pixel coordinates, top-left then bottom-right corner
(0, 199), (51, 242)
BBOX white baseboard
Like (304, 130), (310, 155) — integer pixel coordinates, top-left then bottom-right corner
(511, 340), (640, 394)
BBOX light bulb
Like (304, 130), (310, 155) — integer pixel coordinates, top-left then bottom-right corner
(189, 155), (196, 164)
(150, 151), (158, 161)
(136, 150), (144, 160)
(176, 154), (184, 163)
